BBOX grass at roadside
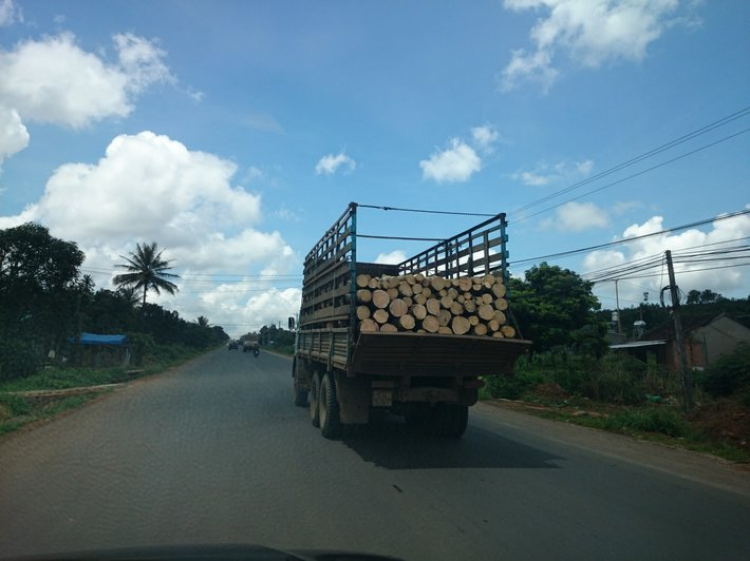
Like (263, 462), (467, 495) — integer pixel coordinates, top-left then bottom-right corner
(484, 391), (750, 464)
(0, 345), (215, 437)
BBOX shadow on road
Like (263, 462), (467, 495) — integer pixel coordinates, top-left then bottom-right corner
(341, 417), (563, 470)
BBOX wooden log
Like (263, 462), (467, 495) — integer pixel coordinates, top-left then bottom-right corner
(447, 287), (459, 299)
(387, 287), (399, 300)
(356, 305), (371, 321)
(404, 274), (416, 286)
(492, 283), (507, 298)
(356, 289), (372, 303)
(421, 287), (432, 298)
(481, 293), (494, 305)
(488, 319), (500, 332)
(501, 325), (516, 338)
(494, 298), (508, 311)
(464, 299), (476, 313)
(493, 310), (507, 325)
(368, 278), (379, 289)
(372, 289), (390, 309)
(458, 277), (473, 292)
(451, 315), (471, 335)
(356, 273), (371, 288)
(430, 276), (447, 291)
(438, 326), (453, 334)
(402, 296), (413, 308)
(438, 288), (448, 298)
(492, 331), (505, 338)
(450, 301), (464, 315)
(473, 323), (488, 336)
(398, 282), (413, 297)
(478, 304), (495, 321)
(422, 315), (439, 333)
(414, 293), (428, 306)
(411, 304), (428, 320)
(380, 323), (398, 333)
(438, 309), (452, 327)
(389, 298), (408, 318)
(468, 315), (480, 326)
(414, 273), (425, 285)
(440, 295), (454, 309)
(399, 314), (416, 330)
(412, 283), (423, 295)
(482, 274), (496, 289)
(359, 318), (378, 332)
(426, 298), (441, 316)
(373, 308), (390, 324)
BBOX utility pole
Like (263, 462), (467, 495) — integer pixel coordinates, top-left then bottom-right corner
(614, 279), (623, 335)
(665, 250), (693, 413)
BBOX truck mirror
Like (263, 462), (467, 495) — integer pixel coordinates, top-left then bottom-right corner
(288, 317), (295, 330)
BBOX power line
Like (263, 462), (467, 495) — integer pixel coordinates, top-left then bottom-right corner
(511, 208), (750, 268)
(357, 203), (495, 218)
(510, 106), (750, 218)
(514, 127), (750, 224)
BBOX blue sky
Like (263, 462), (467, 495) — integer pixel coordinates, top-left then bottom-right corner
(1, 0), (748, 336)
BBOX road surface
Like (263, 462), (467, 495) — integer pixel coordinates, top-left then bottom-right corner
(1, 349), (749, 560)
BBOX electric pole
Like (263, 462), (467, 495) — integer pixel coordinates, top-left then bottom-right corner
(665, 250), (693, 413)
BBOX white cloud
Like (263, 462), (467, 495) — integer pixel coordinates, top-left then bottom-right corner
(513, 158), (593, 186)
(315, 151), (356, 175)
(584, 210), (750, 304)
(0, 130), (301, 336)
(471, 125), (500, 152)
(375, 250), (407, 265)
(0, 32), (172, 129)
(0, 0), (21, 27)
(552, 201), (609, 231)
(420, 138), (481, 183)
(501, 0), (685, 91)
(0, 105), (29, 169)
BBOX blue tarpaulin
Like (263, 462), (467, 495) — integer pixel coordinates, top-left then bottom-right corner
(71, 332), (128, 346)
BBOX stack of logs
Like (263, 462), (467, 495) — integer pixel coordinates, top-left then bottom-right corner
(355, 272), (516, 338)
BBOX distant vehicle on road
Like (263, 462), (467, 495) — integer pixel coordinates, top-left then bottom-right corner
(243, 339), (259, 354)
(227, 340), (239, 350)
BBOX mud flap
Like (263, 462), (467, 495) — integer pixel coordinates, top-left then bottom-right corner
(334, 371), (370, 424)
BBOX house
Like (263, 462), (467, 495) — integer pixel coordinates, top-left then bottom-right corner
(610, 313), (750, 372)
(68, 332), (130, 368)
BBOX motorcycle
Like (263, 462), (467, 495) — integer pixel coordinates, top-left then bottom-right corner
(253, 348), (260, 358)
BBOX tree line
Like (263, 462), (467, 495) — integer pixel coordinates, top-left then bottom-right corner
(0, 223), (228, 380)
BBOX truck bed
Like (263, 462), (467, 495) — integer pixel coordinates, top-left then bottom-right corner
(296, 329), (531, 378)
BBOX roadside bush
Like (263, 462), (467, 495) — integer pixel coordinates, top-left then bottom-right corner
(696, 343), (750, 404)
(0, 340), (39, 381)
(603, 408), (689, 438)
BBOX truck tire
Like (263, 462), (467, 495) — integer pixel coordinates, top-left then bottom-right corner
(443, 404), (469, 438)
(294, 387), (308, 407)
(310, 373), (321, 427)
(319, 373), (342, 439)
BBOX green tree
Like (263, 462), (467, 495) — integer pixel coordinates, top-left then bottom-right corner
(196, 315), (210, 328)
(510, 262), (605, 355)
(113, 242), (179, 307)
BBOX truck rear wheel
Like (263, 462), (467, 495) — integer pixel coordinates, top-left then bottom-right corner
(319, 373), (342, 439)
(442, 404), (469, 438)
(310, 373), (321, 427)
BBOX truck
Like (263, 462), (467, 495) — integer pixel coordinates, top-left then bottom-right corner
(292, 203), (531, 438)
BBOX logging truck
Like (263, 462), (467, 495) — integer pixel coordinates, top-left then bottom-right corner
(292, 202), (531, 438)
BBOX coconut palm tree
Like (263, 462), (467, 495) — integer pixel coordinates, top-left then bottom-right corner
(113, 242), (179, 307)
(196, 315), (210, 328)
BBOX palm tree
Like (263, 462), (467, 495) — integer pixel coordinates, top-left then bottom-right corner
(196, 315), (210, 328)
(113, 242), (179, 307)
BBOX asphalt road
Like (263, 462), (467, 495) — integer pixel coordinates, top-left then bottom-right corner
(1, 349), (749, 560)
